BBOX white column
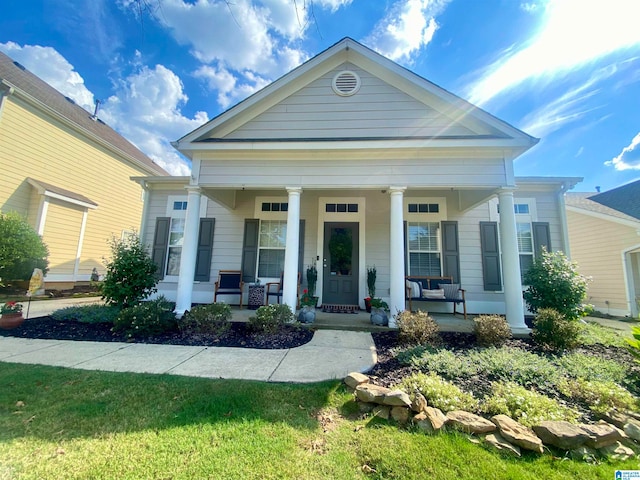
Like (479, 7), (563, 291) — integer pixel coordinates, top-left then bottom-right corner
(389, 186), (406, 328)
(283, 187), (302, 314)
(498, 189), (528, 334)
(175, 187), (202, 317)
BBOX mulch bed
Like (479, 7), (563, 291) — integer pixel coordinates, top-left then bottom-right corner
(0, 316), (314, 350)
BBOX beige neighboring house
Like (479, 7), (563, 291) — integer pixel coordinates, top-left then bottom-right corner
(566, 180), (640, 317)
(0, 51), (169, 289)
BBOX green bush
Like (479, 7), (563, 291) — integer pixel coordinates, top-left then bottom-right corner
(113, 296), (177, 338)
(627, 325), (640, 360)
(396, 372), (478, 412)
(102, 234), (158, 309)
(523, 248), (591, 321)
(557, 378), (639, 415)
(532, 308), (581, 352)
(554, 352), (627, 384)
(51, 304), (121, 324)
(249, 304), (294, 334)
(396, 310), (440, 346)
(473, 314), (511, 346)
(181, 303), (232, 335)
(0, 212), (49, 287)
(482, 382), (579, 427)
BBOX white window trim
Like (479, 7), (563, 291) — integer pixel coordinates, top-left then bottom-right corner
(405, 197), (446, 276)
(254, 197), (289, 282)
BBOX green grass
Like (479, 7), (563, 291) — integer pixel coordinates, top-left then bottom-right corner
(0, 364), (636, 479)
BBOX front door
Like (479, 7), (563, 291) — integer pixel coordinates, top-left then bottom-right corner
(323, 222), (359, 305)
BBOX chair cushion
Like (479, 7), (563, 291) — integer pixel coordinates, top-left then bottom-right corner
(219, 274), (241, 289)
(405, 280), (422, 298)
(442, 283), (460, 300)
(431, 279), (452, 289)
(423, 289), (445, 299)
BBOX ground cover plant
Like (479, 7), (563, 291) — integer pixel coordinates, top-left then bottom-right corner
(1, 363), (638, 479)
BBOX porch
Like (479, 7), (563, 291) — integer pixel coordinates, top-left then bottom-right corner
(226, 307), (474, 333)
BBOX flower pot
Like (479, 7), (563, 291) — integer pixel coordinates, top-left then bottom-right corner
(298, 306), (316, 324)
(0, 313), (25, 330)
(370, 307), (388, 326)
(364, 298), (372, 313)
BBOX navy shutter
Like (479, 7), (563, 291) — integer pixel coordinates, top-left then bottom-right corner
(194, 218), (215, 282)
(441, 221), (460, 283)
(241, 219), (259, 283)
(152, 217), (170, 280)
(480, 221), (502, 291)
(532, 222), (551, 257)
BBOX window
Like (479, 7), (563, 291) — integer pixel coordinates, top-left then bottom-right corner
(261, 202), (288, 212)
(408, 203), (439, 213)
(166, 218), (185, 276)
(517, 222), (534, 279)
(407, 222), (441, 276)
(258, 220), (287, 277)
(326, 203), (358, 213)
(173, 201), (188, 211)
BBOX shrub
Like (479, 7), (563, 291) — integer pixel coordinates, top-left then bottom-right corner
(249, 304), (294, 334)
(113, 296), (177, 338)
(627, 325), (640, 361)
(482, 382), (579, 427)
(523, 248), (591, 321)
(531, 308), (581, 352)
(396, 310), (440, 346)
(181, 303), (232, 336)
(0, 212), (49, 287)
(408, 347), (478, 379)
(102, 234), (158, 309)
(473, 314), (511, 346)
(396, 372), (478, 412)
(51, 304), (121, 324)
(554, 352), (627, 384)
(557, 379), (639, 415)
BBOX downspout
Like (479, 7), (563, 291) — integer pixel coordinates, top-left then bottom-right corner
(557, 182), (571, 257)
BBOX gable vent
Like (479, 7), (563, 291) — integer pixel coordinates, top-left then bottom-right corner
(332, 70), (360, 96)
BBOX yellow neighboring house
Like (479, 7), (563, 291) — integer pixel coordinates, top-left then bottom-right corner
(0, 52), (169, 289)
(566, 180), (640, 318)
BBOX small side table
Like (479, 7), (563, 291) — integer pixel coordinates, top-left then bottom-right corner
(248, 284), (265, 310)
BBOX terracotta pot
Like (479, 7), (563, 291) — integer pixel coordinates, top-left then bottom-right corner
(0, 312), (25, 329)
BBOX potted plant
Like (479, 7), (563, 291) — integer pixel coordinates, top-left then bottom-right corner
(369, 297), (389, 326)
(365, 266), (377, 312)
(298, 289), (317, 324)
(306, 262), (318, 306)
(0, 301), (25, 329)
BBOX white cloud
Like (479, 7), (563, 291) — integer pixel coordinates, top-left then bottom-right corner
(467, 0), (640, 106)
(194, 63), (270, 109)
(101, 64), (208, 175)
(605, 132), (640, 171)
(0, 42), (95, 111)
(365, 0), (448, 63)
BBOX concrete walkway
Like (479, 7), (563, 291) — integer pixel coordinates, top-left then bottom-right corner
(0, 329), (377, 383)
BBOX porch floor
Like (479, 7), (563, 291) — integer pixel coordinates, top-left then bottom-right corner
(229, 307), (474, 333)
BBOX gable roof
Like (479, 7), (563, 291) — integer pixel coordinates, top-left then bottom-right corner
(565, 191), (640, 226)
(0, 51), (168, 176)
(174, 37), (538, 158)
(588, 179), (640, 220)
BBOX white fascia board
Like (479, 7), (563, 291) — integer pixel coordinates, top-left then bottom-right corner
(566, 204), (640, 229)
(515, 176), (584, 192)
(131, 176), (190, 189)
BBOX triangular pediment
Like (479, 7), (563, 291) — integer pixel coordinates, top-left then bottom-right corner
(175, 38), (536, 155)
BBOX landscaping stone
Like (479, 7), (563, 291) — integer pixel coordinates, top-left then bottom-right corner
(355, 384), (391, 403)
(484, 432), (521, 457)
(532, 421), (589, 450)
(358, 402), (375, 414)
(569, 445), (598, 462)
(372, 405), (391, 420)
(446, 411), (496, 434)
(424, 407), (447, 431)
(624, 420), (640, 442)
(344, 372), (370, 389)
(599, 441), (636, 461)
(383, 390), (412, 407)
(491, 414), (543, 453)
(411, 392), (428, 413)
(581, 423), (623, 449)
(600, 410), (630, 429)
(391, 406), (410, 424)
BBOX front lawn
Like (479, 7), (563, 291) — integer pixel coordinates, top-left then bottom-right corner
(0, 363), (637, 479)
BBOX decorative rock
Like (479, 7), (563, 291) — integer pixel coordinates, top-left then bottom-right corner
(355, 384), (391, 404)
(624, 420), (640, 442)
(358, 402), (375, 414)
(383, 390), (412, 408)
(581, 423), (624, 449)
(599, 441), (636, 461)
(600, 410), (630, 429)
(391, 406), (410, 424)
(411, 392), (428, 413)
(424, 407), (447, 431)
(446, 411), (496, 434)
(532, 421), (590, 450)
(491, 415), (543, 454)
(414, 413), (439, 434)
(345, 372), (370, 389)
(569, 445), (598, 462)
(372, 405), (390, 420)
(484, 432), (521, 457)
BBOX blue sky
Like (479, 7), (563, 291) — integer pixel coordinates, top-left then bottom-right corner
(1, 0), (639, 192)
